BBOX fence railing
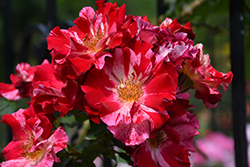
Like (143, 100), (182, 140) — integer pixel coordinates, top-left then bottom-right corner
(230, 0), (248, 166)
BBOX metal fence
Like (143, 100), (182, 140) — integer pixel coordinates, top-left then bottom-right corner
(230, 0), (247, 166)
(1, 0), (248, 166)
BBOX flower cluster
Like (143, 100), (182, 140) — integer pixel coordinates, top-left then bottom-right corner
(1, 107), (68, 167)
(0, 1), (232, 166)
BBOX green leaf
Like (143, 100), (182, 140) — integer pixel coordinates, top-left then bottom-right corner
(0, 98), (17, 116)
(82, 144), (106, 157)
(112, 137), (124, 148)
(61, 159), (96, 167)
(61, 114), (79, 128)
(85, 122), (107, 140)
(66, 145), (81, 154)
(70, 109), (89, 122)
(53, 156), (71, 167)
(81, 161), (96, 167)
(178, 73), (193, 93)
(118, 152), (134, 166)
(15, 98), (29, 109)
(54, 117), (62, 128)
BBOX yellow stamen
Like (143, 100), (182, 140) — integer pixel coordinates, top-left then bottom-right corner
(116, 75), (144, 103)
(20, 131), (43, 161)
(25, 150), (43, 161)
(82, 29), (105, 52)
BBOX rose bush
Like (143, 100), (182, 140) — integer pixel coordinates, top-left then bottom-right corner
(0, 0), (232, 166)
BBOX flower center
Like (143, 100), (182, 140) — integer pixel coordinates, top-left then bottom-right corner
(82, 30), (105, 52)
(20, 131), (43, 161)
(116, 76), (144, 103)
(15, 80), (29, 95)
(148, 130), (167, 148)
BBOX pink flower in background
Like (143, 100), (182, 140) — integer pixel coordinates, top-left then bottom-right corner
(1, 107), (68, 167)
(0, 62), (36, 100)
(191, 132), (235, 167)
(82, 41), (178, 146)
(246, 124), (250, 167)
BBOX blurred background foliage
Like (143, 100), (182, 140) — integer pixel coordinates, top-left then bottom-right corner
(0, 0), (250, 166)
